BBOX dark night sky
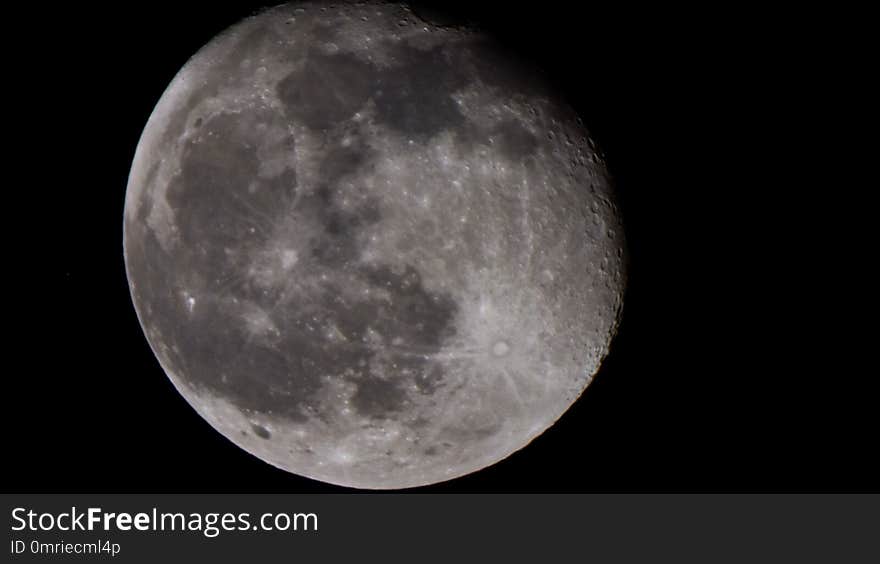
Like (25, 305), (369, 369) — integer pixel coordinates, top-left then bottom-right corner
(7, 1), (873, 492)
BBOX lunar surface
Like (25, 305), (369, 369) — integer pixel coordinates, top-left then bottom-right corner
(123, 1), (626, 489)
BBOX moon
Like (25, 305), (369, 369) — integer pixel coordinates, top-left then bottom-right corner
(123, 1), (626, 489)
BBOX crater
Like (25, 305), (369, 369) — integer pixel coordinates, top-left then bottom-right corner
(492, 340), (511, 357)
(251, 424), (272, 439)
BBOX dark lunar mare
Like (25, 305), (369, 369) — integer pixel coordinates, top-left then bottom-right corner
(276, 35), (471, 139)
(126, 39), (473, 424)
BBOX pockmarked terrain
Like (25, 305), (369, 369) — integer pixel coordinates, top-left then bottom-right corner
(124, 1), (626, 488)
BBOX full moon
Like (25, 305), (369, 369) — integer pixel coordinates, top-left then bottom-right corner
(124, 1), (626, 489)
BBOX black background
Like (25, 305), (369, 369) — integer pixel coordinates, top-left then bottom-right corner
(8, 1), (873, 492)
